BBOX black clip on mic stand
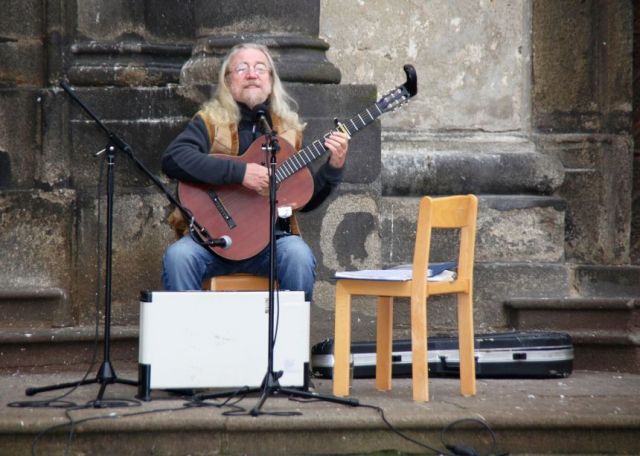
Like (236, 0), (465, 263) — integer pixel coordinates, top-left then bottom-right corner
(195, 107), (359, 414)
(24, 80), (219, 407)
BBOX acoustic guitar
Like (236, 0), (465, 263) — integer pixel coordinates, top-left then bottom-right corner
(178, 64), (418, 261)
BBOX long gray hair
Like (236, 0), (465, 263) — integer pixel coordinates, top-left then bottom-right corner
(200, 43), (305, 133)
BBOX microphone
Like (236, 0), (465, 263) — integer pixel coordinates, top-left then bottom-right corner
(208, 235), (232, 249)
(253, 104), (272, 134)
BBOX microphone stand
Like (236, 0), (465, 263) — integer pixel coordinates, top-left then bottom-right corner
(247, 115), (359, 415)
(24, 80), (216, 407)
(194, 114), (358, 413)
(249, 123), (282, 414)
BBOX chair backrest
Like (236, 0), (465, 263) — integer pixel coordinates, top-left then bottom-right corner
(411, 195), (478, 294)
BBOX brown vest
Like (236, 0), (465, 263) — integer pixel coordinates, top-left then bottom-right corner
(168, 110), (303, 239)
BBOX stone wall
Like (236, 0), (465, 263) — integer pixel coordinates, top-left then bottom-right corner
(321, 0), (532, 133)
(0, 0), (380, 345)
(532, 0), (633, 265)
(0, 1), (634, 346)
(320, 0), (634, 337)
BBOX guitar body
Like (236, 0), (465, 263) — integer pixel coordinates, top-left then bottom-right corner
(178, 136), (314, 261)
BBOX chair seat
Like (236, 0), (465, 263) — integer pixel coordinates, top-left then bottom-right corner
(333, 277), (470, 298)
(203, 273), (271, 291)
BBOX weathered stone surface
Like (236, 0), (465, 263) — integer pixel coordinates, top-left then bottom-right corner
(0, 326), (138, 373)
(321, 0), (532, 132)
(0, 189), (76, 327)
(574, 265), (640, 298)
(299, 187), (381, 343)
(477, 195), (566, 263)
(0, 89), (41, 188)
(381, 131), (565, 196)
(632, 154), (640, 264)
(75, 1), (195, 41)
(41, 85), (201, 190)
(0, 0), (45, 87)
(0, 189), (75, 286)
(0, 288), (69, 329)
(532, 0), (633, 133)
(537, 133), (633, 264)
(473, 262), (572, 331)
(181, 0), (341, 85)
(66, 1), (195, 86)
(379, 195), (566, 266)
(74, 191), (174, 326)
(2, 370), (640, 455)
(0, 41), (44, 88)
(289, 84), (380, 185)
(0, 0), (636, 367)
(302, 190), (381, 279)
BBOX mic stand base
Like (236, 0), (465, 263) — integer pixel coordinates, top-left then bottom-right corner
(194, 372), (360, 413)
(25, 360), (137, 408)
(24, 138), (137, 407)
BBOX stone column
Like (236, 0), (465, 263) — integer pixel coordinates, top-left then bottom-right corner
(0, 0), (74, 326)
(178, 0), (379, 342)
(64, 0), (195, 86)
(180, 0), (341, 85)
(532, 0), (633, 265)
(50, 0), (199, 325)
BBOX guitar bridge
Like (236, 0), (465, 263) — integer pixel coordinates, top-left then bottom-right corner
(207, 190), (236, 229)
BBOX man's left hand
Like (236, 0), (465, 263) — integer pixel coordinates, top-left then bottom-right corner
(325, 131), (350, 168)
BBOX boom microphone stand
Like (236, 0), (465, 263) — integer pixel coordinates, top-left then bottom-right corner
(25, 80), (218, 407)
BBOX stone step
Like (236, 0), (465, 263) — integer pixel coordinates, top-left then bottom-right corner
(574, 264), (640, 297)
(504, 297), (640, 373)
(0, 287), (72, 328)
(505, 297), (640, 331)
(1, 371), (639, 455)
(0, 325), (139, 374)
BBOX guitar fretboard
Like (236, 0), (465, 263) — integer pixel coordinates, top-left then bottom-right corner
(274, 98), (389, 184)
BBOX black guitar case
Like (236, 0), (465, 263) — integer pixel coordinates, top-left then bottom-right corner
(311, 331), (573, 379)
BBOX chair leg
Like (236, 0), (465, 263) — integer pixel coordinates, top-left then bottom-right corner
(457, 292), (476, 396)
(410, 295), (429, 401)
(333, 281), (353, 397)
(375, 296), (393, 391)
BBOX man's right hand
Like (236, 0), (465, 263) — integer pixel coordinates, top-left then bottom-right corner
(242, 162), (270, 194)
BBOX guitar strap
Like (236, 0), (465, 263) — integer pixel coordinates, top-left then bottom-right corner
(168, 110), (304, 243)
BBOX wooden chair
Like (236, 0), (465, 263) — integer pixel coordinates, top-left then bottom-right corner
(203, 273), (271, 291)
(332, 195), (478, 401)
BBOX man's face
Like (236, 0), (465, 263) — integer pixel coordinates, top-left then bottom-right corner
(227, 48), (273, 109)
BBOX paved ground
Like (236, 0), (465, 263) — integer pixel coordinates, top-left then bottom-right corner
(0, 369), (639, 455)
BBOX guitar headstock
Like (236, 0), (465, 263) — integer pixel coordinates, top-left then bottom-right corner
(377, 64), (418, 113)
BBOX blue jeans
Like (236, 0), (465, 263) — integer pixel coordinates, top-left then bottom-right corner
(162, 234), (317, 302)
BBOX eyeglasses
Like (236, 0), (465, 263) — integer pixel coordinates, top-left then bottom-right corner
(231, 62), (270, 76)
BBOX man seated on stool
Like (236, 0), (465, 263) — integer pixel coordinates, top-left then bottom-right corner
(161, 42), (350, 302)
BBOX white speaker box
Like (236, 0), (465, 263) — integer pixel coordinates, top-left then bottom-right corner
(137, 290), (309, 399)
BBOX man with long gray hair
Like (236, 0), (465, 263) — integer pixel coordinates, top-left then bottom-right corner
(161, 43), (349, 302)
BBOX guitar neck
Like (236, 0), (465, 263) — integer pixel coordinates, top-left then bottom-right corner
(274, 101), (385, 185)
(273, 63), (417, 185)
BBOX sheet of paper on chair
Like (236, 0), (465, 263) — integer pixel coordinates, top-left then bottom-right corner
(334, 268), (456, 282)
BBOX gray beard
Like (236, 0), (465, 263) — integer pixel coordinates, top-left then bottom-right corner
(244, 93), (268, 110)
